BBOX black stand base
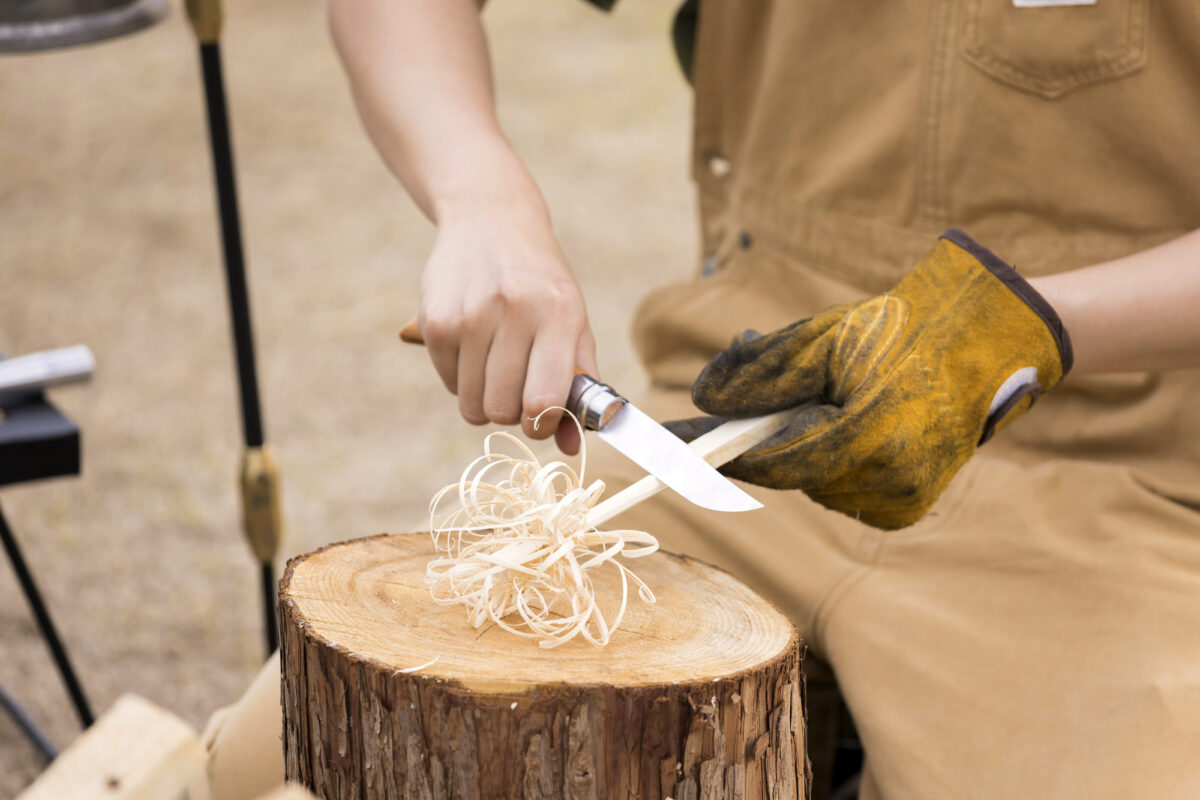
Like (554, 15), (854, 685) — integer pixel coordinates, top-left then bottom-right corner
(0, 683), (57, 763)
(0, 503), (94, 728)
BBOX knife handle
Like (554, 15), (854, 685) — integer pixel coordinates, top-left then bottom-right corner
(399, 318), (424, 344)
(398, 317), (623, 431)
(585, 406), (808, 528)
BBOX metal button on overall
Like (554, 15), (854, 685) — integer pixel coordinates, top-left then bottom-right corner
(706, 153), (732, 178)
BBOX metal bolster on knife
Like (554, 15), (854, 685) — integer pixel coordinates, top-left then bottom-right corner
(567, 373), (627, 431)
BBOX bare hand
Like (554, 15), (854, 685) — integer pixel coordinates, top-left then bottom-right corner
(418, 207), (597, 454)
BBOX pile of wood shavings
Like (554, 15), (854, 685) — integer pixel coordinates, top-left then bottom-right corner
(426, 413), (659, 648)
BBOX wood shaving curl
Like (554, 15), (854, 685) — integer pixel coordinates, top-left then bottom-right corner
(426, 412), (658, 648)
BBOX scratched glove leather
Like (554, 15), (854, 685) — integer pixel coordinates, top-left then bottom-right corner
(681, 229), (1073, 530)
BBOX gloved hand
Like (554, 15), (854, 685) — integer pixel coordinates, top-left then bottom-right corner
(672, 229), (1073, 530)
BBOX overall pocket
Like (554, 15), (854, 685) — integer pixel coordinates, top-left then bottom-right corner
(961, 0), (1150, 98)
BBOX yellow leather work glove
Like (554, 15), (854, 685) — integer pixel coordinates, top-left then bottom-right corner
(673, 229), (1073, 530)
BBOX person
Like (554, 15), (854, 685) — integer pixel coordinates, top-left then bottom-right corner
(204, 1), (1200, 798)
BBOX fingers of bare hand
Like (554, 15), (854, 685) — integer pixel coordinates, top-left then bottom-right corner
(522, 323), (581, 440)
(574, 325), (599, 378)
(454, 308), (498, 426)
(555, 422), (581, 456)
(482, 322), (533, 426)
(420, 314), (461, 395)
(551, 325), (596, 454)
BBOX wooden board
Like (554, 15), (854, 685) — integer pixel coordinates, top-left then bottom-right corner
(17, 693), (207, 800)
(280, 533), (808, 799)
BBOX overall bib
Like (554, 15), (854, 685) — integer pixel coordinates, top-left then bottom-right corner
(591, 0), (1200, 797)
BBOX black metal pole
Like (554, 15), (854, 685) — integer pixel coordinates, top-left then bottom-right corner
(194, 40), (277, 656)
(260, 560), (277, 652)
(0, 503), (94, 727)
(0, 683), (58, 763)
(197, 42), (263, 451)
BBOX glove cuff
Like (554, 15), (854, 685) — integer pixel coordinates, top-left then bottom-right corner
(940, 228), (1074, 375)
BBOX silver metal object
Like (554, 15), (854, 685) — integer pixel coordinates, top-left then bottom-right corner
(0, 345), (94, 393)
(568, 373), (762, 514)
(567, 373), (626, 432)
(0, 0), (167, 53)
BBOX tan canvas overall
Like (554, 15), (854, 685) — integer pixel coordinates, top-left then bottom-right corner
(614, 0), (1200, 796)
(205, 2), (1200, 798)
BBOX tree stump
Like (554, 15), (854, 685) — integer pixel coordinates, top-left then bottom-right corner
(279, 533), (808, 800)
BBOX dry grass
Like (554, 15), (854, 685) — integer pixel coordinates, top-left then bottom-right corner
(0, 0), (694, 794)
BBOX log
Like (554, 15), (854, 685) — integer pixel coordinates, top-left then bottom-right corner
(280, 533), (808, 800)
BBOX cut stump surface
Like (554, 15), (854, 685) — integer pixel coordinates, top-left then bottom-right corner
(280, 533), (807, 799)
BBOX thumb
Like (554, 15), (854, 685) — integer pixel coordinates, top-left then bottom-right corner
(692, 305), (848, 417)
(662, 414), (727, 443)
(719, 402), (843, 490)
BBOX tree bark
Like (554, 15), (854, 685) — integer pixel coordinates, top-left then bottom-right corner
(280, 533), (808, 800)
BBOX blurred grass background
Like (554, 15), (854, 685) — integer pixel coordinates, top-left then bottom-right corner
(0, 0), (695, 793)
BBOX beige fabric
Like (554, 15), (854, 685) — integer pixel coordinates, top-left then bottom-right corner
(203, 651), (285, 800)
(686, 0), (1200, 287)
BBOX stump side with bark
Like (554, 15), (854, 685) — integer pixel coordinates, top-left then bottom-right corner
(280, 533), (808, 800)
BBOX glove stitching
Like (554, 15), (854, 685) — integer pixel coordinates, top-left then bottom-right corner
(829, 294), (906, 405)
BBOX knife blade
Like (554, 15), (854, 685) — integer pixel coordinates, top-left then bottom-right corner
(399, 319), (761, 514)
(601, 398), (763, 512)
(566, 373), (762, 513)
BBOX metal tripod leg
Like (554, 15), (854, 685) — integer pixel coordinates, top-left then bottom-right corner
(0, 683), (57, 762)
(0, 501), (94, 728)
(188, 0), (282, 658)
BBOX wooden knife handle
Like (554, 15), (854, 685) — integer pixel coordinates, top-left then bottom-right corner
(399, 318), (424, 345)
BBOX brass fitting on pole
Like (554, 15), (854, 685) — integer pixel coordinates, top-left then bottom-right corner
(184, 0), (221, 43)
(240, 446), (282, 563)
